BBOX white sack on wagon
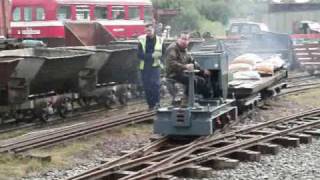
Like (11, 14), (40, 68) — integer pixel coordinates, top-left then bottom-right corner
(255, 62), (274, 75)
(265, 55), (285, 69)
(233, 71), (261, 80)
(232, 53), (263, 66)
(229, 63), (253, 73)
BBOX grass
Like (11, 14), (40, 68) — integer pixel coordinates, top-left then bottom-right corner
(284, 87), (320, 107)
(0, 123), (153, 179)
(0, 154), (47, 180)
(0, 129), (29, 140)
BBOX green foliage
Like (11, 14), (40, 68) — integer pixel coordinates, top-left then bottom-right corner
(196, 0), (230, 24)
(152, 0), (268, 36)
(168, 2), (202, 35)
(199, 18), (226, 36)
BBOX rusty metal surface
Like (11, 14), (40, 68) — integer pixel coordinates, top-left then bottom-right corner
(66, 44), (139, 84)
(96, 45), (139, 84)
(0, 58), (20, 86)
(0, 48), (93, 94)
(0, 57), (20, 105)
(64, 22), (116, 46)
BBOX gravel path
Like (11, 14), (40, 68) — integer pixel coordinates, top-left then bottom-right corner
(21, 129), (151, 180)
(210, 138), (320, 180)
(20, 90), (320, 180)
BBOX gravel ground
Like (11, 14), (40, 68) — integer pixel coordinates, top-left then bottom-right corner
(210, 138), (320, 180)
(21, 126), (152, 180)
(19, 88), (320, 180)
(187, 91), (320, 180)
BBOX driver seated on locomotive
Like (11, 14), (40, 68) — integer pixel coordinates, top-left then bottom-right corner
(164, 31), (212, 102)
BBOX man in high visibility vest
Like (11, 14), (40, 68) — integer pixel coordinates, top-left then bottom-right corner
(137, 24), (164, 110)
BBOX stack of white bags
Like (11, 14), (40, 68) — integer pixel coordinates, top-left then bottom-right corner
(229, 53), (285, 80)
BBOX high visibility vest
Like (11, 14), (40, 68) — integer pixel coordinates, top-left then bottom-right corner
(138, 35), (163, 70)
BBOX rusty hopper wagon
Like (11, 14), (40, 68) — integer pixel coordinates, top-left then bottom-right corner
(65, 44), (140, 106)
(0, 48), (93, 122)
(0, 57), (20, 105)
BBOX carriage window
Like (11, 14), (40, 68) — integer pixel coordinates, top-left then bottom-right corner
(95, 7), (107, 19)
(144, 6), (153, 23)
(76, 6), (90, 20)
(128, 6), (140, 20)
(24, 7), (32, 21)
(112, 6), (125, 20)
(12, 8), (21, 21)
(57, 6), (71, 20)
(230, 25), (240, 34)
(251, 25), (260, 34)
(240, 25), (250, 34)
(36, 8), (45, 20)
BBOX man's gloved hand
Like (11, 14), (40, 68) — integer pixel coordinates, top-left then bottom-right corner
(184, 64), (194, 71)
(204, 69), (211, 76)
(152, 51), (162, 59)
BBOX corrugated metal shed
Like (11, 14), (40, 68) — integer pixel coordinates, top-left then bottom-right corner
(263, 3), (320, 34)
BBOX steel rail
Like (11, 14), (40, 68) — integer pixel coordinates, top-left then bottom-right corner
(278, 84), (320, 96)
(69, 108), (320, 180)
(0, 111), (155, 153)
(129, 113), (320, 180)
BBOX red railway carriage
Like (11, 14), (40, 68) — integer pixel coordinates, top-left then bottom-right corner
(9, 0), (153, 46)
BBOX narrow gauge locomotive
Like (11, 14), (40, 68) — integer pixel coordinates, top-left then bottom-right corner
(154, 49), (238, 136)
(9, 0), (153, 46)
(154, 34), (291, 136)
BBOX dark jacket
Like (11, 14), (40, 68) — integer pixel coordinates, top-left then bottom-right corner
(165, 42), (196, 78)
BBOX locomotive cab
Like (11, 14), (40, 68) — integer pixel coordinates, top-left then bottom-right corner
(154, 50), (238, 136)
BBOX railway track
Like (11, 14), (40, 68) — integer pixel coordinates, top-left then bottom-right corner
(0, 110), (155, 153)
(286, 73), (315, 82)
(276, 74), (320, 96)
(278, 83), (320, 96)
(0, 100), (146, 136)
(68, 108), (320, 180)
(286, 74), (319, 86)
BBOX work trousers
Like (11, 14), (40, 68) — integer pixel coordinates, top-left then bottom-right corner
(172, 73), (211, 99)
(141, 68), (161, 108)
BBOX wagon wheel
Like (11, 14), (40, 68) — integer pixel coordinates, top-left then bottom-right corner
(78, 97), (93, 107)
(118, 93), (128, 106)
(13, 111), (24, 124)
(57, 98), (72, 118)
(25, 109), (36, 123)
(57, 105), (68, 118)
(307, 69), (315, 75)
(101, 97), (113, 109)
(38, 110), (49, 122)
(32, 109), (49, 123)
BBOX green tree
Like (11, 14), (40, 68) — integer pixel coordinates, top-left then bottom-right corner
(152, 0), (268, 36)
(196, 0), (230, 24)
